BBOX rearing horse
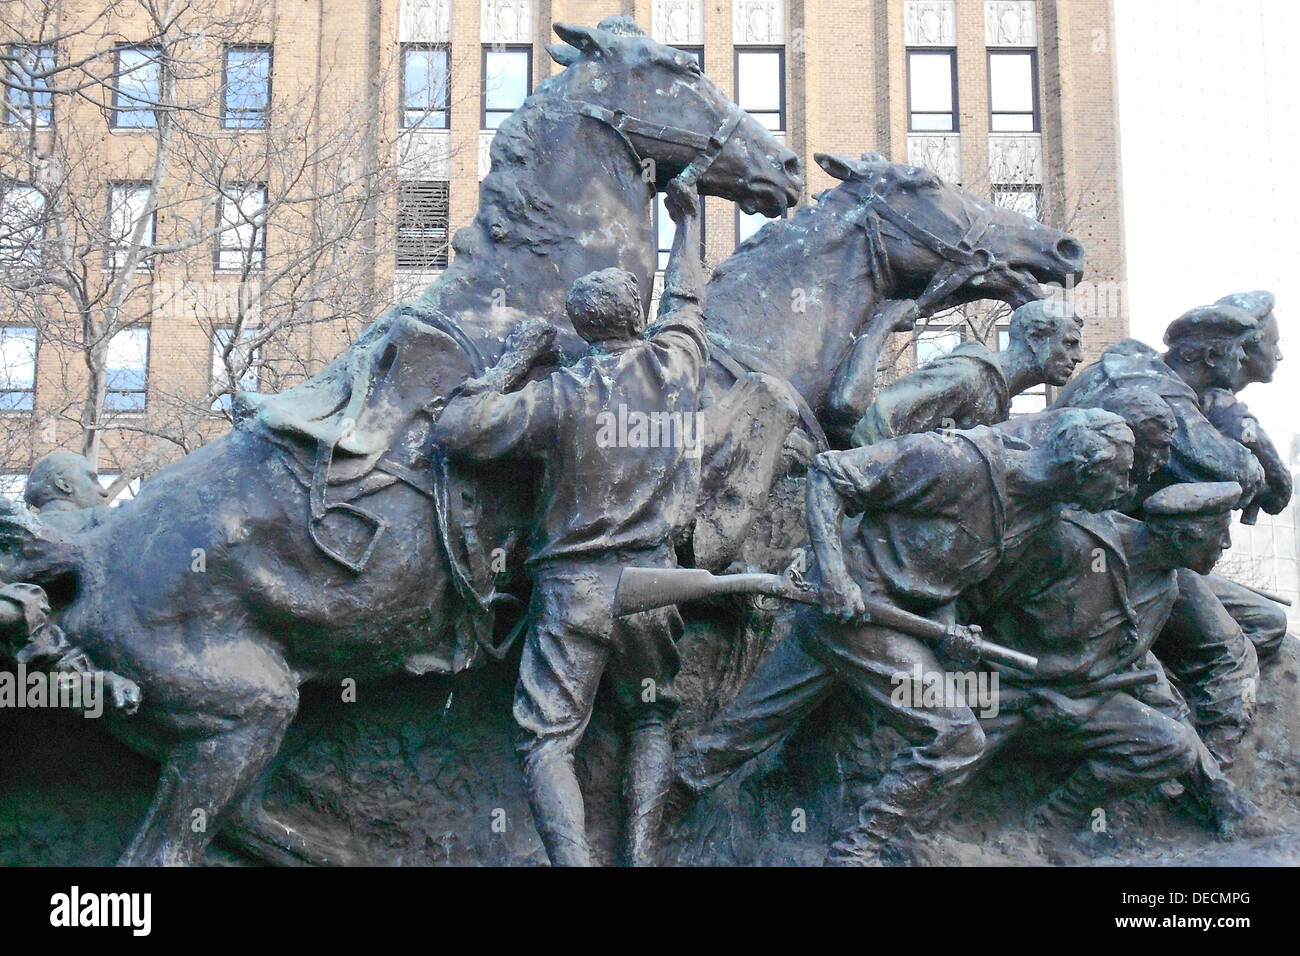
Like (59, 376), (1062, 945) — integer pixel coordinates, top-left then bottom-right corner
(0, 20), (799, 867)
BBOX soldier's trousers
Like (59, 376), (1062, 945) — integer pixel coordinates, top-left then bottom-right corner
(676, 604), (986, 861)
(1154, 569), (1259, 769)
(514, 548), (682, 866)
(1208, 574), (1289, 663)
(977, 657), (1204, 826)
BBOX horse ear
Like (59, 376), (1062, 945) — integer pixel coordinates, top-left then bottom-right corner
(553, 22), (611, 58)
(546, 43), (582, 67)
(814, 153), (860, 183)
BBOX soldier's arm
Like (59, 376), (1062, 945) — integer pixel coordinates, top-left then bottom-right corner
(647, 180), (709, 370)
(1205, 397), (1292, 513)
(1166, 394), (1265, 502)
(433, 373), (557, 461)
(806, 463), (866, 622)
(849, 360), (970, 448)
(827, 300), (919, 441)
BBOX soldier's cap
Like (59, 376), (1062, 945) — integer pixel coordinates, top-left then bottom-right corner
(1215, 290), (1275, 323)
(1142, 481), (1242, 518)
(1164, 303), (1256, 347)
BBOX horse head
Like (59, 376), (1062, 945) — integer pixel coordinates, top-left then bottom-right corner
(814, 152), (1085, 314)
(547, 20), (802, 216)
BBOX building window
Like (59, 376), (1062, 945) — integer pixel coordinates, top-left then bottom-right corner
(736, 48), (784, 131)
(112, 45), (161, 128)
(211, 326), (261, 412)
(402, 44), (450, 128)
(908, 49), (958, 132)
(0, 326), (37, 411)
(5, 44), (54, 127)
(104, 327), (149, 412)
(993, 184), (1041, 220)
(989, 50), (1039, 132)
(0, 185), (45, 265)
(215, 184), (266, 272)
(107, 182), (155, 271)
(482, 47), (530, 129)
(222, 45), (271, 129)
(396, 181), (449, 270)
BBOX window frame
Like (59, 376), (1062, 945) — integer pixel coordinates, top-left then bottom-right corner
(0, 183), (46, 265)
(652, 192), (706, 272)
(480, 45), (532, 130)
(5, 44), (55, 128)
(105, 180), (157, 272)
(906, 47), (959, 133)
(214, 182), (268, 273)
(103, 325), (150, 413)
(210, 324), (262, 412)
(221, 43), (272, 130)
(401, 42), (451, 129)
(0, 325), (38, 413)
(987, 48), (1040, 134)
(396, 179), (450, 271)
(111, 43), (162, 129)
(734, 45), (786, 132)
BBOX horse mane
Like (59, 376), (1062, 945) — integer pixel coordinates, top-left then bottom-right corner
(711, 186), (855, 282)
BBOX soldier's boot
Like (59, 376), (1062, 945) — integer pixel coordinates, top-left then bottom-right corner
(624, 721), (673, 867)
(1031, 764), (1112, 831)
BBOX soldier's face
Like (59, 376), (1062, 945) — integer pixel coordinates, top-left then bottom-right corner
(1177, 515), (1233, 574)
(1242, 316), (1282, 385)
(1038, 324), (1085, 386)
(1074, 442), (1133, 511)
(1131, 421), (1173, 481)
(67, 461), (110, 509)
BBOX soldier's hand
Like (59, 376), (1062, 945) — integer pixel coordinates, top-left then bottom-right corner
(820, 577), (867, 624)
(108, 674), (142, 716)
(665, 177), (701, 224)
(504, 318), (558, 361)
(939, 624), (983, 668)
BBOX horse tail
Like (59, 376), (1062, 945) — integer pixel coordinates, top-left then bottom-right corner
(0, 498), (85, 607)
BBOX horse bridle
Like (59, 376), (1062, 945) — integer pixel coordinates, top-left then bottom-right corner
(573, 101), (745, 190)
(855, 179), (1036, 320)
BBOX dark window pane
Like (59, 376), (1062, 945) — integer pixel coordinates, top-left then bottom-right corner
(483, 49), (529, 129)
(909, 51), (954, 112)
(7, 45), (54, 126)
(115, 46), (161, 128)
(737, 49), (783, 130)
(403, 46), (449, 128)
(224, 47), (270, 128)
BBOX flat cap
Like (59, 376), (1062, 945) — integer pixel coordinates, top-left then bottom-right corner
(1143, 481), (1242, 517)
(1164, 304), (1256, 347)
(1216, 290), (1275, 323)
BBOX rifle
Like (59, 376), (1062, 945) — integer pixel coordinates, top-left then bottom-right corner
(1228, 579), (1293, 607)
(613, 566), (1039, 673)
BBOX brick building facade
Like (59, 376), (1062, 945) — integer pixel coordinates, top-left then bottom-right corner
(0, 0), (1128, 494)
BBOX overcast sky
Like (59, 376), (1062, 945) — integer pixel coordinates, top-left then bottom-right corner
(1114, 0), (1299, 451)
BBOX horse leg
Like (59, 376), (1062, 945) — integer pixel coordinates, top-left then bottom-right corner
(219, 764), (363, 867)
(119, 643), (299, 867)
(694, 372), (799, 571)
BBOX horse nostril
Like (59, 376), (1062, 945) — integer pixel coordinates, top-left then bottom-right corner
(1056, 237), (1084, 264)
(782, 153), (802, 183)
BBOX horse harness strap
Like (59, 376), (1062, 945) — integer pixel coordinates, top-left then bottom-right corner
(857, 184), (998, 320)
(573, 102), (743, 189)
